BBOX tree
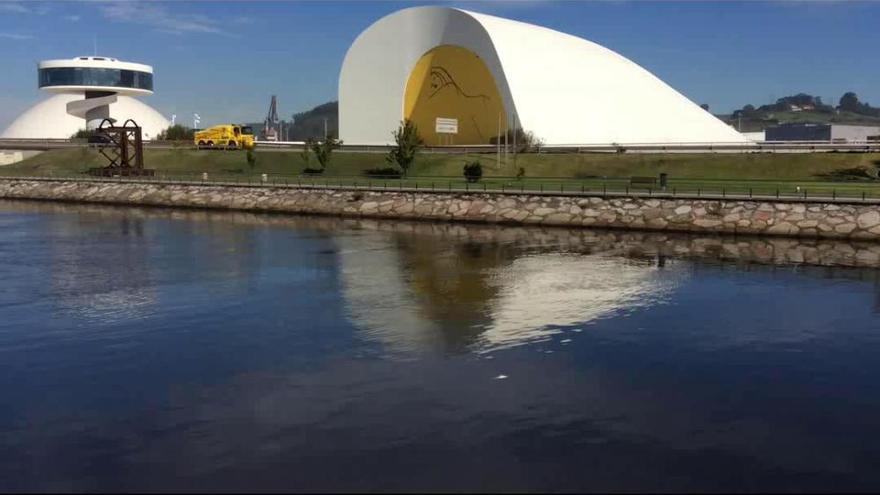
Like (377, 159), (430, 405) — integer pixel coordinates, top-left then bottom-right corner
(157, 124), (194, 141)
(839, 92), (860, 112)
(311, 135), (342, 171)
(386, 119), (423, 177)
(493, 128), (543, 153)
(246, 149), (257, 170)
(700, 103), (710, 111)
(300, 137), (314, 167)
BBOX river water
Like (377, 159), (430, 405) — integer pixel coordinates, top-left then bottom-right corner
(3, 200), (880, 491)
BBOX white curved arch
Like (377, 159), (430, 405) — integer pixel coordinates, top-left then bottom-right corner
(1, 93), (170, 140)
(339, 6), (749, 146)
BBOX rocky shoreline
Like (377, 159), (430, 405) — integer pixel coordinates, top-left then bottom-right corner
(2, 178), (880, 240)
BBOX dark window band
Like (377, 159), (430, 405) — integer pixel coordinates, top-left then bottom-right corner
(38, 67), (153, 91)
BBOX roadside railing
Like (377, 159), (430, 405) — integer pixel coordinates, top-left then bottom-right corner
(3, 138), (880, 154)
(4, 172), (880, 204)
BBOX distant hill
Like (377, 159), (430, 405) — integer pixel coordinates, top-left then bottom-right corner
(716, 92), (880, 132)
(286, 101), (338, 141)
(245, 101), (339, 142)
(255, 94), (880, 140)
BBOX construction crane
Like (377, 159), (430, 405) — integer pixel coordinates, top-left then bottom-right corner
(263, 95), (279, 141)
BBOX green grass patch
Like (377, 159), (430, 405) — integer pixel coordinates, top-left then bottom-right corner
(4, 147), (880, 199)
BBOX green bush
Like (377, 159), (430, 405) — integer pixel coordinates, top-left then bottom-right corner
(463, 161), (483, 183)
(246, 149), (257, 170)
(302, 167), (324, 175)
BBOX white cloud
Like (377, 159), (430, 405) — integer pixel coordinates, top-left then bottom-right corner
(65, 14), (82, 22)
(0, 1), (50, 15)
(0, 32), (34, 41)
(99, 2), (226, 35)
(0, 3), (31, 14)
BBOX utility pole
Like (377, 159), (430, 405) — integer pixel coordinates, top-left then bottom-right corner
(496, 112), (501, 170)
(503, 114), (508, 166)
(512, 114), (517, 167)
(323, 118), (328, 139)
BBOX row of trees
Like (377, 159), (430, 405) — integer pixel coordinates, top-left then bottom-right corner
(299, 120), (541, 177)
(296, 120), (422, 177)
(146, 120), (539, 180)
(731, 92), (879, 119)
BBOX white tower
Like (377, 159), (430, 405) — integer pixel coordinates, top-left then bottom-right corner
(1, 56), (170, 139)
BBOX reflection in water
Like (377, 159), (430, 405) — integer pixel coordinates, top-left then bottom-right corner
(5, 200), (880, 491)
(47, 213), (157, 323)
(339, 227), (680, 354)
(482, 254), (677, 350)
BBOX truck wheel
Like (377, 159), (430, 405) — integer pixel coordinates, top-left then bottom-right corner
(197, 140), (206, 149)
(206, 141), (214, 149)
(227, 140), (237, 150)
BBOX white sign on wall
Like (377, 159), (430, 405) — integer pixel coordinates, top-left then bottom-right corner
(435, 117), (459, 134)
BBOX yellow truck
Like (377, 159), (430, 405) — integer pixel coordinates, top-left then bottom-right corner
(194, 124), (255, 150)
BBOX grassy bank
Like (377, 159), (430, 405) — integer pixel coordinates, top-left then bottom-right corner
(4, 147), (880, 200)
(5, 147), (880, 180)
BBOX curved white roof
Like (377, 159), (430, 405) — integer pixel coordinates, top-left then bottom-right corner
(339, 6), (750, 146)
(39, 57), (153, 73)
(0, 93), (170, 140)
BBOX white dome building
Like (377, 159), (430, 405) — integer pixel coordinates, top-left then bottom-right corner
(339, 6), (751, 147)
(1, 56), (170, 140)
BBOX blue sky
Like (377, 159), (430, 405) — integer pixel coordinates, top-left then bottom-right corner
(1, 0), (878, 129)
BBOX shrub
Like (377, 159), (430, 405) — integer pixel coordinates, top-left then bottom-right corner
(364, 167), (402, 179)
(302, 167), (324, 175)
(463, 161), (483, 183)
(516, 167), (525, 180)
(246, 149), (257, 170)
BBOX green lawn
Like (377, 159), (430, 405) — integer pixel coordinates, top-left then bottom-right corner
(4, 147), (880, 200)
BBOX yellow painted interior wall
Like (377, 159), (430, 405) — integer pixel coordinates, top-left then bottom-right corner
(404, 45), (507, 145)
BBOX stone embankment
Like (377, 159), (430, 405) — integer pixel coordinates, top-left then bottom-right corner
(2, 178), (880, 240)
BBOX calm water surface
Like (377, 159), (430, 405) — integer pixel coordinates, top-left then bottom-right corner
(3, 200), (880, 491)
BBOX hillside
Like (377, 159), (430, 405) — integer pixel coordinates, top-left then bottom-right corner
(717, 92), (880, 132)
(717, 110), (880, 133)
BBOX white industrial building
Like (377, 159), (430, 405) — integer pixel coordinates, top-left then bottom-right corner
(1, 56), (169, 140)
(339, 6), (751, 147)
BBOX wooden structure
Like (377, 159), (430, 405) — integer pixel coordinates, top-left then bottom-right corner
(88, 119), (155, 177)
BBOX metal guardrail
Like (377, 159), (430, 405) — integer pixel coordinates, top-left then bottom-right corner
(2, 138), (879, 154)
(4, 173), (880, 205)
